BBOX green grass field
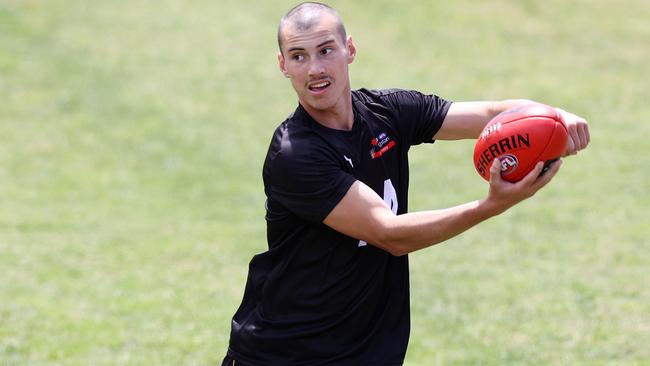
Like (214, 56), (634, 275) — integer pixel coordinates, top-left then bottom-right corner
(1, 0), (649, 365)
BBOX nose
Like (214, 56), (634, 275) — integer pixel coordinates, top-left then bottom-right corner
(307, 58), (325, 78)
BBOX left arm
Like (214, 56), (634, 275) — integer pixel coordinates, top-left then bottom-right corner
(434, 99), (590, 155)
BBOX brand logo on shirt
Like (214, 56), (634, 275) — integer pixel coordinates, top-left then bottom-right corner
(343, 155), (354, 168)
(369, 132), (396, 159)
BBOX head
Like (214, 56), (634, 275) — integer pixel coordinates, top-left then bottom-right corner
(277, 2), (356, 113)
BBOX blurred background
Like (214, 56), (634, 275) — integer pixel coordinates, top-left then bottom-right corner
(1, 0), (648, 364)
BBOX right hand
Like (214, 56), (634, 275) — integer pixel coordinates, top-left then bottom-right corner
(484, 158), (562, 215)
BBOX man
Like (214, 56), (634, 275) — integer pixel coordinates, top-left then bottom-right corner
(222, 2), (590, 365)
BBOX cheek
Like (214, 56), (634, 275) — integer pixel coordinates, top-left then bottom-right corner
(289, 75), (307, 92)
(288, 64), (307, 79)
(333, 63), (348, 82)
(284, 66), (300, 81)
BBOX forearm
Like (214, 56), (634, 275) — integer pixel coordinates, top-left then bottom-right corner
(489, 99), (535, 115)
(436, 99), (535, 140)
(324, 181), (501, 256)
(377, 157), (552, 256)
(324, 160), (560, 257)
(377, 198), (500, 256)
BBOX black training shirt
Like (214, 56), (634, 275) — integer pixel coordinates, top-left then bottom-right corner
(227, 88), (451, 365)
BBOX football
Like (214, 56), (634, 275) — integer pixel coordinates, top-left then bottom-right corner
(473, 103), (568, 182)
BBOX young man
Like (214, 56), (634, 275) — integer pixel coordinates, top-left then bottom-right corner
(222, 2), (590, 365)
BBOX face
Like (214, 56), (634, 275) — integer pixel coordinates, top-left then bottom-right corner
(278, 15), (356, 113)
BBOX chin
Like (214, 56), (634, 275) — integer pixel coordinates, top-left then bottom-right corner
(307, 93), (341, 110)
(312, 97), (334, 108)
(299, 95), (329, 110)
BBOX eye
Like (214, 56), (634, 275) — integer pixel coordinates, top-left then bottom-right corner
(320, 47), (333, 55)
(291, 54), (304, 61)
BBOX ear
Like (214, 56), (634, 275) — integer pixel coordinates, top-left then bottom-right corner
(278, 51), (290, 78)
(346, 35), (357, 64)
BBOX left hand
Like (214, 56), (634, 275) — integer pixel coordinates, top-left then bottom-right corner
(556, 108), (590, 156)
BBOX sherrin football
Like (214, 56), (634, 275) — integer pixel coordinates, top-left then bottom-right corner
(473, 103), (568, 182)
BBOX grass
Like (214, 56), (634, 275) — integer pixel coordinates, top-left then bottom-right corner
(1, 0), (649, 365)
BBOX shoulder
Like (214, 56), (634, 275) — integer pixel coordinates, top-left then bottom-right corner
(354, 88), (425, 103)
(268, 113), (312, 158)
(353, 88), (452, 145)
(269, 111), (330, 158)
(353, 88), (440, 115)
(264, 110), (339, 181)
(262, 109), (355, 214)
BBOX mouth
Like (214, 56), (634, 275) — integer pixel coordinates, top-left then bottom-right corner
(308, 79), (332, 94)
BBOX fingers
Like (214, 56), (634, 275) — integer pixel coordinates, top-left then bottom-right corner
(566, 121), (590, 155)
(532, 159), (562, 190)
(485, 158), (561, 213)
(564, 120), (581, 156)
(578, 120), (590, 148)
(557, 108), (590, 155)
(564, 138), (576, 157)
(516, 159), (562, 194)
(519, 161), (545, 186)
(489, 157), (561, 192)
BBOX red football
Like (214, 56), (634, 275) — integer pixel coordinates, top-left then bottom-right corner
(473, 103), (568, 182)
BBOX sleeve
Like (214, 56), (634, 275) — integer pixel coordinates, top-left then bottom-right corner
(379, 89), (452, 146)
(264, 141), (356, 223)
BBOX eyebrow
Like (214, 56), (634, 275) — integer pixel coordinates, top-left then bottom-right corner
(287, 39), (336, 54)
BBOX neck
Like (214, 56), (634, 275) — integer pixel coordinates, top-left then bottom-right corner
(301, 89), (354, 131)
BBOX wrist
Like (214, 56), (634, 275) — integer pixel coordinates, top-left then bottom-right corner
(477, 196), (510, 218)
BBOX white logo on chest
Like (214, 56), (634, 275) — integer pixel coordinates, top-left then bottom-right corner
(358, 179), (398, 247)
(343, 155), (354, 168)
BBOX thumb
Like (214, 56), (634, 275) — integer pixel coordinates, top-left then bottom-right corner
(489, 158), (502, 184)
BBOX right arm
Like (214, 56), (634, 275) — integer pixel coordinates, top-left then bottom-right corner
(323, 158), (562, 256)
(434, 100), (590, 155)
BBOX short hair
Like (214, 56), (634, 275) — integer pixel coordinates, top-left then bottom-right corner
(277, 2), (347, 53)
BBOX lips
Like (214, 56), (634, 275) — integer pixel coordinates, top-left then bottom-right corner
(308, 79), (332, 93)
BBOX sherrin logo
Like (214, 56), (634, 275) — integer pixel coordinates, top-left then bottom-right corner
(499, 154), (518, 175)
(475, 133), (530, 177)
(480, 122), (501, 140)
(369, 132), (395, 159)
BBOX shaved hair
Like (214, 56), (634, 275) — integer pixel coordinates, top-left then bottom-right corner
(277, 2), (347, 54)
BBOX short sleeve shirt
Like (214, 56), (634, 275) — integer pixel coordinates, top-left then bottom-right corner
(227, 88), (451, 365)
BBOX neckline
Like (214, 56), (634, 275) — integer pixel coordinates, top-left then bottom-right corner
(297, 94), (363, 135)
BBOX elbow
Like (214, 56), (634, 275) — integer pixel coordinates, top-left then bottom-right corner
(373, 228), (410, 257)
(379, 242), (409, 257)
(387, 246), (409, 257)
